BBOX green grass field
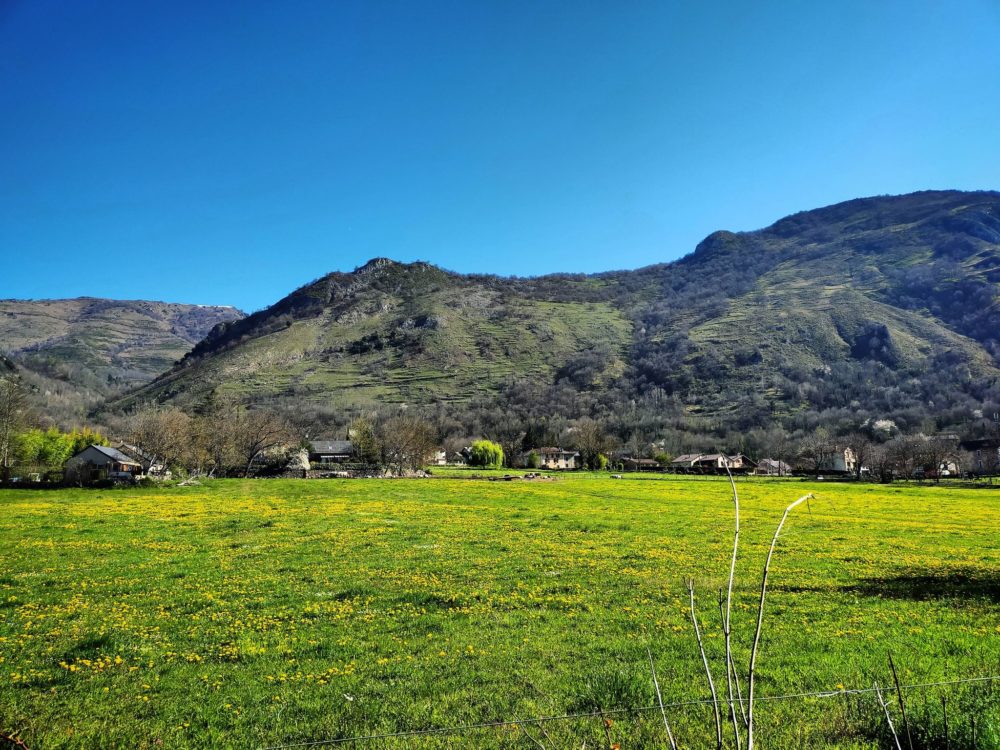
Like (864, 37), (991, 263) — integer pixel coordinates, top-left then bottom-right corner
(2, 474), (998, 749)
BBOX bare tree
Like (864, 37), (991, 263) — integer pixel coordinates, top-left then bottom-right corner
(348, 415), (382, 465)
(0, 376), (30, 480)
(379, 414), (436, 475)
(845, 432), (874, 480)
(488, 418), (525, 468)
(797, 430), (833, 474)
(572, 418), (614, 469)
(917, 435), (955, 483)
(125, 405), (193, 475)
(230, 408), (293, 477)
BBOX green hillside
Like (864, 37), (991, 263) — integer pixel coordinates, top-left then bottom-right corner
(114, 191), (1000, 436)
(0, 298), (243, 421)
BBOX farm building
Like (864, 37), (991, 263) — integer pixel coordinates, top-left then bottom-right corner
(756, 458), (792, 476)
(308, 440), (354, 465)
(620, 457), (660, 472)
(64, 445), (142, 484)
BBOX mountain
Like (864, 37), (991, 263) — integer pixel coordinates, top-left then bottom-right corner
(113, 190), (1000, 438)
(0, 298), (243, 421)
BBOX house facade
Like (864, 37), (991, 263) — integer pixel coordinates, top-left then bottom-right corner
(817, 447), (857, 474)
(536, 447), (579, 470)
(64, 445), (142, 483)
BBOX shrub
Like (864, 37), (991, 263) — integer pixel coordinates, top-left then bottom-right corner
(468, 440), (504, 468)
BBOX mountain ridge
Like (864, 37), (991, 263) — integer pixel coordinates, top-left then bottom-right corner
(102, 190), (1000, 441)
(0, 298), (244, 422)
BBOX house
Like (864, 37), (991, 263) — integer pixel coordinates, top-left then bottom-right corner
(756, 458), (792, 476)
(308, 439), (354, 465)
(670, 454), (703, 469)
(817, 447), (856, 474)
(959, 437), (1000, 474)
(621, 457), (660, 472)
(670, 454), (749, 471)
(937, 456), (961, 477)
(536, 447), (580, 470)
(64, 445), (142, 483)
(114, 442), (168, 477)
(431, 450), (448, 466)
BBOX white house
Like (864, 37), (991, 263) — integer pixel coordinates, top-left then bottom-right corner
(536, 447), (580, 470)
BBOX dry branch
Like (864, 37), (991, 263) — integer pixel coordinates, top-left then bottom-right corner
(721, 458), (746, 745)
(688, 579), (723, 749)
(745, 493), (813, 750)
(646, 646), (678, 750)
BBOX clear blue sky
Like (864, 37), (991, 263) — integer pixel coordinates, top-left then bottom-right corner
(2, 1), (999, 312)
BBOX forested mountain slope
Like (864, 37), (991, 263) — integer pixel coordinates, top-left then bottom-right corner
(115, 190), (1000, 439)
(0, 298), (243, 422)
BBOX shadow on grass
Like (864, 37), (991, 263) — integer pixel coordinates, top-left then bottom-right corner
(846, 570), (1000, 603)
(774, 570), (1000, 603)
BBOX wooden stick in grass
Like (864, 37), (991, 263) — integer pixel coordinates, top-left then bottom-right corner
(941, 695), (949, 750)
(688, 579), (723, 749)
(746, 493), (813, 750)
(887, 652), (914, 750)
(646, 646), (678, 750)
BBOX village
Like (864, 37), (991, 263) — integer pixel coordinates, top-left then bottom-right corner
(51, 431), (999, 486)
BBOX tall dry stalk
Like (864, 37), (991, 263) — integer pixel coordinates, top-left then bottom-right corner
(721, 459), (745, 745)
(646, 646), (678, 750)
(688, 579), (723, 749)
(745, 493), (813, 750)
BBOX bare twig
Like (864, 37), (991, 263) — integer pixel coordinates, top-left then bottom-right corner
(688, 579), (723, 749)
(0, 733), (30, 750)
(942, 695), (949, 750)
(746, 493), (813, 750)
(887, 653), (913, 750)
(719, 595), (748, 727)
(518, 721), (546, 749)
(722, 458), (746, 744)
(873, 682), (903, 750)
(646, 647), (678, 750)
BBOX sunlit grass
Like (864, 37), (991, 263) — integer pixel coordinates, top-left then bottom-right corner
(1, 475), (998, 748)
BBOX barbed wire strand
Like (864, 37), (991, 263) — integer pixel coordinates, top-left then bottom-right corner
(259, 674), (1000, 749)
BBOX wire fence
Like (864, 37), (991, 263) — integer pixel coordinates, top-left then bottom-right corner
(259, 674), (1000, 749)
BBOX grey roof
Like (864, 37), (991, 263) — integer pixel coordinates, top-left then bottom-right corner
(309, 439), (353, 454)
(758, 458), (790, 468)
(89, 445), (142, 465)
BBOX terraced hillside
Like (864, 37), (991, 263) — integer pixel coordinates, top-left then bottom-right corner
(122, 260), (632, 410)
(117, 190), (1000, 426)
(0, 298), (243, 420)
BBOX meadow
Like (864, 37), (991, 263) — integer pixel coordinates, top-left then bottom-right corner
(1, 473), (998, 749)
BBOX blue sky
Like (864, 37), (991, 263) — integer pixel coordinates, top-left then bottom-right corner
(2, 1), (999, 312)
